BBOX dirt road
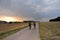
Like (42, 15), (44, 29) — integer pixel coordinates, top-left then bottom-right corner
(3, 23), (40, 40)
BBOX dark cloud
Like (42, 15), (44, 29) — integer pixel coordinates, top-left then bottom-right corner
(0, 0), (60, 21)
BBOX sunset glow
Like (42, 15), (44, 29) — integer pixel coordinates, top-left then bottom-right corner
(0, 16), (23, 22)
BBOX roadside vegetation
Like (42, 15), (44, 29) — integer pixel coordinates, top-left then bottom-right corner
(39, 22), (60, 40)
(0, 22), (28, 40)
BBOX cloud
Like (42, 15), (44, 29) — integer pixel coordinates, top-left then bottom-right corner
(40, 18), (49, 22)
(0, 0), (60, 21)
(43, 0), (57, 5)
(24, 0), (60, 13)
(0, 7), (15, 16)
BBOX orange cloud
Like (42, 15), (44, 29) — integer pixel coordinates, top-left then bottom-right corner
(0, 16), (23, 22)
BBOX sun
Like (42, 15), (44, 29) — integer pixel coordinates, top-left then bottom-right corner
(0, 16), (23, 22)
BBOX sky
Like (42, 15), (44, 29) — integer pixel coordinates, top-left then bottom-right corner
(0, 0), (60, 22)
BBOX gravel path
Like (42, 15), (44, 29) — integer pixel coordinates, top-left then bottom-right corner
(3, 23), (40, 40)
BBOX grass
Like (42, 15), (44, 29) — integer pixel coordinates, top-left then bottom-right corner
(0, 26), (28, 40)
(0, 23), (28, 40)
(39, 22), (60, 40)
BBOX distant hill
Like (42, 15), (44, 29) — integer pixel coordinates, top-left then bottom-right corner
(50, 17), (60, 22)
(0, 21), (21, 24)
(9, 22), (21, 24)
(0, 21), (7, 24)
(23, 21), (37, 23)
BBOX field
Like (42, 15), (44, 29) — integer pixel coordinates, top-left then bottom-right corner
(0, 22), (28, 40)
(0, 23), (28, 32)
(39, 22), (60, 40)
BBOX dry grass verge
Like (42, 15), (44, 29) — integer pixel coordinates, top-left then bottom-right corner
(39, 22), (60, 40)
